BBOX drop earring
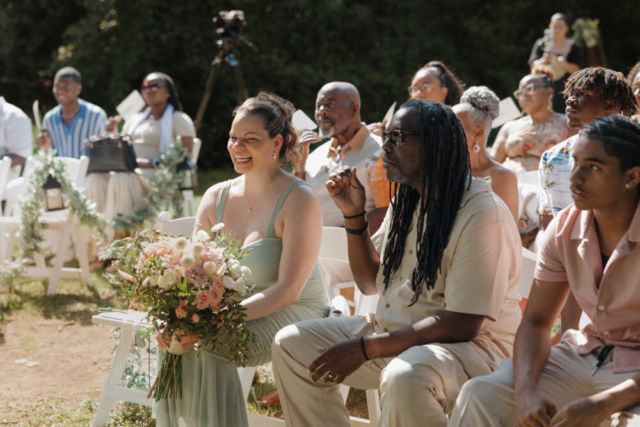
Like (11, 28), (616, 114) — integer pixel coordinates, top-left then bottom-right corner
(626, 183), (631, 189)
(473, 143), (481, 153)
(273, 154), (277, 159)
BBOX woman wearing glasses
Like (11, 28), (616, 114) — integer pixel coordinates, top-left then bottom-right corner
(87, 72), (196, 237)
(491, 68), (573, 173)
(368, 61), (464, 135)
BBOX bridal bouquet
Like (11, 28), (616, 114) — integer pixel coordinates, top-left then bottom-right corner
(100, 223), (254, 400)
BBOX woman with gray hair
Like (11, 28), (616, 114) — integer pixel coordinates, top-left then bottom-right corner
(453, 86), (518, 222)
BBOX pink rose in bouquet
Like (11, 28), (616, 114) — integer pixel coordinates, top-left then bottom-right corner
(184, 266), (209, 285)
(195, 290), (211, 310)
(143, 241), (175, 260)
(175, 299), (188, 319)
(199, 245), (221, 263)
(208, 281), (224, 310)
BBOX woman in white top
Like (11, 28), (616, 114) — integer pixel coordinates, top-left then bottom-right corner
(85, 72), (196, 234)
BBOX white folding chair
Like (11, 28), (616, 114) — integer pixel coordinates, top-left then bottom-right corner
(518, 170), (540, 187)
(182, 137), (201, 217)
(319, 226), (357, 310)
(518, 247), (538, 300)
(0, 156), (92, 294)
(0, 156), (13, 211)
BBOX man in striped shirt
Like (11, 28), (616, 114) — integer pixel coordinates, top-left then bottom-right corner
(37, 67), (107, 158)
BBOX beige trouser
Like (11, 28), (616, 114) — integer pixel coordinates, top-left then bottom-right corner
(272, 315), (494, 427)
(449, 330), (640, 427)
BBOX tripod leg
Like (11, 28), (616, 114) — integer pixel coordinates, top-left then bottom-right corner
(194, 50), (225, 131)
(229, 50), (249, 106)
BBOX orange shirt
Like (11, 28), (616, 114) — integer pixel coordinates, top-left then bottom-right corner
(536, 202), (640, 373)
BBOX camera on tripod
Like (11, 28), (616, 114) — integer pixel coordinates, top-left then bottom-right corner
(213, 10), (246, 39)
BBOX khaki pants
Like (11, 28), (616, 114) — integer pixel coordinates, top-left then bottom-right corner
(272, 315), (494, 427)
(449, 330), (640, 427)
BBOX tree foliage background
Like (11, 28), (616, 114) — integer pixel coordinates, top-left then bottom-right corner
(1, 0), (639, 169)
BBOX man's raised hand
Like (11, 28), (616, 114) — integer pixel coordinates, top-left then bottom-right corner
(326, 167), (366, 218)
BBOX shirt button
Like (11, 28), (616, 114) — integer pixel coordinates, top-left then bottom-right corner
(599, 305), (605, 311)
(399, 276), (403, 281)
(383, 328), (388, 332)
(385, 303), (390, 308)
(409, 249), (413, 254)
(602, 331), (609, 336)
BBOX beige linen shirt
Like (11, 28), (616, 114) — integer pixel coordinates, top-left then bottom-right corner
(305, 125), (384, 227)
(371, 178), (523, 369)
(535, 202), (640, 374)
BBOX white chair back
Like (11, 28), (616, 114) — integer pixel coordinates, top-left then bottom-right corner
(319, 226), (350, 262)
(55, 156), (90, 188)
(0, 156), (13, 205)
(518, 170), (540, 187)
(517, 247), (537, 299)
(191, 138), (202, 164)
(154, 211), (196, 236)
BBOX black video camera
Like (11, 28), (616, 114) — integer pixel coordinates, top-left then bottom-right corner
(213, 10), (246, 39)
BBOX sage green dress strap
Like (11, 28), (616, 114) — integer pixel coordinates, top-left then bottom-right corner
(155, 178), (330, 427)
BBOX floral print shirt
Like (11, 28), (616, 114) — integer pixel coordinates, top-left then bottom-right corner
(537, 134), (579, 216)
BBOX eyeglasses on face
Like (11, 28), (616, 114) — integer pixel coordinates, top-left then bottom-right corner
(381, 129), (420, 146)
(513, 83), (546, 99)
(633, 86), (640, 96)
(141, 81), (162, 92)
(407, 83), (441, 97)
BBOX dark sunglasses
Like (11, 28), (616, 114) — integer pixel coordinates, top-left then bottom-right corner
(381, 129), (420, 146)
(141, 82), (162, 91)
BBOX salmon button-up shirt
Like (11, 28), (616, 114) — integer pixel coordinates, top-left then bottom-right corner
(535, 202), (640, 373)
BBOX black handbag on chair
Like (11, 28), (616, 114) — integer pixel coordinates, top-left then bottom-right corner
(86, 135), (138, 173)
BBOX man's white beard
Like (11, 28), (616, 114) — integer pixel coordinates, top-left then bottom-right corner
(318, 126), (335, 139)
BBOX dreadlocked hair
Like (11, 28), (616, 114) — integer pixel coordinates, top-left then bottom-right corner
(562, 67), (638, 116)
(583, 116), (640, 173)
(382, 100), (471, 306)
(627, 61), (640, 84)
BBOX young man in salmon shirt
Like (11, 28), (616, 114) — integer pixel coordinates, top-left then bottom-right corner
(450, 115), (640, 426)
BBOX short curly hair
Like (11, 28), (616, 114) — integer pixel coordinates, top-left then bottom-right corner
(583, 116), (640, 172)
(563, 67), (638, 116)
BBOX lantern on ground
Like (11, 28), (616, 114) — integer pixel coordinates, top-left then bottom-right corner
(177, 159), (198, 191)
(43, 175), (64, 211)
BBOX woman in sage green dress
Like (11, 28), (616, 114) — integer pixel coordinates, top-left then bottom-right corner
(154, 93), (330, 427)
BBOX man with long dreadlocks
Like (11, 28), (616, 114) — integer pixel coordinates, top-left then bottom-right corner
(272, 100), (522, 427)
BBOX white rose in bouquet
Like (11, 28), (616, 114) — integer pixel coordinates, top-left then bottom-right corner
(241, 266), (252, 279)
(222, 276), (235, 290)
(196, 230), (210, 243)
(234, 277), (247, 296)
(158, 269), (181, 290)
(228, 259), (242, 276)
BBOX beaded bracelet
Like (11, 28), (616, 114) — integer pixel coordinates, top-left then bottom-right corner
(345, 221), (369, 235)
